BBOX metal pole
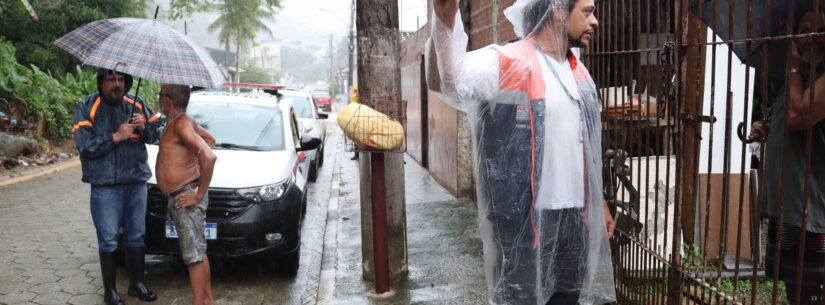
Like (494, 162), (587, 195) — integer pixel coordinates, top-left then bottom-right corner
(370, 152), (390, 294)
(329, 34), (334, 89)
(348, 0), (355, 96)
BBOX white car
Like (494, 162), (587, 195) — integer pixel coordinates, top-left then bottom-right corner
(278, 89), (327, 182)
(143, 88), (321, 274)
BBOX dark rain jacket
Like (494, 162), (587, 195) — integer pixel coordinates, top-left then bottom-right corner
(72, 92), (161, 186)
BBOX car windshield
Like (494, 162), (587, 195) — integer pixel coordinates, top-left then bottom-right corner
(311, 90), (330, 98)
(187, 101), (285, 151)
(280, 95), (313, 119)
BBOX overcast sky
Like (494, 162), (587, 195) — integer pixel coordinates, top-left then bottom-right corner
(148, 0), (428, 52)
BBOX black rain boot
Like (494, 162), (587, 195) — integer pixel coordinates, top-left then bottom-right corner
(126, 247), (157, 301)
(99, 251), (125, 305)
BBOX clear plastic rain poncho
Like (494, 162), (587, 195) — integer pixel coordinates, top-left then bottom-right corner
(426, 0), (615, 304)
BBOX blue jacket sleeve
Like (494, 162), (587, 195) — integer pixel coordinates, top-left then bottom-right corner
(72, 96), (115, 159)
(137, 97), (161, 144)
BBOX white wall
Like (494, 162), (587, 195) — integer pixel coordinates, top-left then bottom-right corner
(698, 31), (756, 175)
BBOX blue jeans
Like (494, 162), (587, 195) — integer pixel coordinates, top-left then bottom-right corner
(90, 183), (147, 252)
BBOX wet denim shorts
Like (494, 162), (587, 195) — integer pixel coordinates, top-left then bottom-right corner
(167, 183), (208, 264)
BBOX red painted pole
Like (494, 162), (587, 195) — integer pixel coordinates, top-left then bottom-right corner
(370, 152), (390, 294)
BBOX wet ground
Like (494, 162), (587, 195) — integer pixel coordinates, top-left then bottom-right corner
(316, 97), (486, 304)
(0, 96), (488, 305)
(0, 127), (340, 305)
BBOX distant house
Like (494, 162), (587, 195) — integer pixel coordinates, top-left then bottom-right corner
(206, 47), (237, 83)
(206, 47), (236, 67)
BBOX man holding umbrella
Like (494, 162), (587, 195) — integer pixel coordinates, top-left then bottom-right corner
(71, 69), (160, 305)
(56, 14), (225, 305)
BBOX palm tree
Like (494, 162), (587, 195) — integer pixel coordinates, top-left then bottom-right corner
(12, 0), (38, 20)
(206, 0), (278, 83)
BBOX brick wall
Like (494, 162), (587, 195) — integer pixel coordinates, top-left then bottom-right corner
(468, 0), (518, 50)
(398, 0), (527, 198)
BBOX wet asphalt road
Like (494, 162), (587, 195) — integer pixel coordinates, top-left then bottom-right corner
(0, 117), (343, 305)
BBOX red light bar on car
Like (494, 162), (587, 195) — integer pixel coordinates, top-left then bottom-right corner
(222, 82), (284, 97)
(222, 82), (284, 90)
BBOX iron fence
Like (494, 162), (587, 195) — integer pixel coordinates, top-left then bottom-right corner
(585, 0), (825, 304)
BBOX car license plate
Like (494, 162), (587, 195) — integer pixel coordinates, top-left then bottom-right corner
(165, 221), (217, 240)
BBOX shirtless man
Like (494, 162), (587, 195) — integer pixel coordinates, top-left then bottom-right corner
(156, 84), (217, 305)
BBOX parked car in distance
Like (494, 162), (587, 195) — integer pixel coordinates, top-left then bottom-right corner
(143, 86), (321, 274)
(15, 117), (29, 131)
(279, 89), (328, 182)
(311, 89), (332, 112)
(0, 112), (10, 131)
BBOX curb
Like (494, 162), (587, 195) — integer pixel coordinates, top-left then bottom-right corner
(316, 132), (344, 304)
(0, 158), (81, 187)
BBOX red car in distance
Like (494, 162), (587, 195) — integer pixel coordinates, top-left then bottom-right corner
(311, 90), (332, 112)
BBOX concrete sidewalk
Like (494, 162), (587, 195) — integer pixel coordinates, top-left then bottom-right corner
(320, 140), (487, 304)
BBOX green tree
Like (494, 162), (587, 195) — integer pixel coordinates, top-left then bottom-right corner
(209, 1), (275, 82)
(169, 0), (281, 82)
(0, 0), (38, 20)
(280, 44), (316, 72)
(291, 61), (325, 84)
(0, 0), (149, 76)
(239, 64), (272, 84)
(168, 0), (281, 20)
(0, 40), (161, 139)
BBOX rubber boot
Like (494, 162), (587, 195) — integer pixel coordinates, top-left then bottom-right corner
(99, 251), (124, 305)
(126, 247), (157, 301)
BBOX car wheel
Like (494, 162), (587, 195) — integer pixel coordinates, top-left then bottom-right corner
(308, 158), (318, 182)
(267, 245), (300, 275)
(317, 145), (325, 167)
(280, 246), (301, 274)
(301, 191), (307, 219)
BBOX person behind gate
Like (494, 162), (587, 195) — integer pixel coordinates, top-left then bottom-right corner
(428, 0), (616, 304)
(760, 7), (825, 305)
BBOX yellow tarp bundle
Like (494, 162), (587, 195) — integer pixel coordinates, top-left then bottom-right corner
(337, 103), (404, 151)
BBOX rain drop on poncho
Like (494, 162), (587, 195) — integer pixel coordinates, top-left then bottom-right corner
(426, 0), (616, 304)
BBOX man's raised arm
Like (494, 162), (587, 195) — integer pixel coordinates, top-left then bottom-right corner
(434, 0), (459, 31)
(426, 0), (498, 112)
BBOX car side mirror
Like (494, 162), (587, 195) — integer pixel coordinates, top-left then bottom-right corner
(317, 112), (328, 119)
(297, 134), (321, 151)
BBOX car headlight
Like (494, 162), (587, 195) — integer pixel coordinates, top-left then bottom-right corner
(237, 176), (292, 202)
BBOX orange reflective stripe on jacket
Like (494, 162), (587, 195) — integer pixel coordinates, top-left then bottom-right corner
(72, 120), (93, 133)
(89, 97), (102, 122)
(89, 96), (148, 123)
(148, 113), (161, 122)
(496, 42), (546, 100)
(123, 97), (147, 121)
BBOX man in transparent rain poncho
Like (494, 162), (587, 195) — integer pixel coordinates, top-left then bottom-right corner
(427, 0), (616, 304)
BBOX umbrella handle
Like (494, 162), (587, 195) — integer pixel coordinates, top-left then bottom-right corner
(128, 78), (143, 141)
(737, 121), (756, 144)
(130, 78), (143, 117)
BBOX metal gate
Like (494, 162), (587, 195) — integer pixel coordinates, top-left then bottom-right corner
(585, 0), (825, 304)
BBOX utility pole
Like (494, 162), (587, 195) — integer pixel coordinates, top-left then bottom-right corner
(355, 0), (407, 295)
(329, 34), (334, 88)
(348, 0), (355, 95)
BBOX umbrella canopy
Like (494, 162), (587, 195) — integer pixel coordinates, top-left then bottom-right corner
(689, 0), (817, 78)
(53, 18), (225, 88)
